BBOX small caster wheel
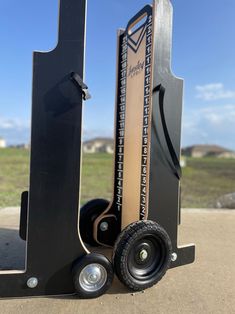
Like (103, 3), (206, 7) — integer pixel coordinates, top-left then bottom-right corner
(79, 199), (109, 246)
(72, 253), (114, 299)
(113, 220), (172, 291)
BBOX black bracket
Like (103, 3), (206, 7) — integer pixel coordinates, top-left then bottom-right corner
(71, 72), (91, 101)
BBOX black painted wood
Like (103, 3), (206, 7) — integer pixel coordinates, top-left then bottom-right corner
(148, 0), (195, 268)
(0, 0), (87, 297)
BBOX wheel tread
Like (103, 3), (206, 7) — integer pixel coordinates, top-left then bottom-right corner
(113, 220), (172, 291)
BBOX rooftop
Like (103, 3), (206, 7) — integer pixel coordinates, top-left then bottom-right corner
(182, 144), (233, 153)
(83, 137), (114, 145)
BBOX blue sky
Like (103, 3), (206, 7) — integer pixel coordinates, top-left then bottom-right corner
(0, 0), (235, 149)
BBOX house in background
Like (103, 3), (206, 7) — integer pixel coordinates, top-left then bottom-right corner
(83, 138), (114, 154)
(182, 145), (235, 159)
(0, 137), (6, 148)
(9, 143), (30, 149)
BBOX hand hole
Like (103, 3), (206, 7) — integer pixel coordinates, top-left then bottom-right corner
(128, 14), (148, 35)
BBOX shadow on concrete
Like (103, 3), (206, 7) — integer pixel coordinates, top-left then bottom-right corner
(0, 228), (26, 271)
(0, 228), (129, 297)
(52, 276), (129, 300)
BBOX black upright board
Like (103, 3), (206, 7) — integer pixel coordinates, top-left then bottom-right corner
(0, 0), (88, 297)
(95, 0), (195, 268)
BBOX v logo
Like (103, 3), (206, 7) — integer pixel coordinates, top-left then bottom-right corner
(128, 24), (147, 53)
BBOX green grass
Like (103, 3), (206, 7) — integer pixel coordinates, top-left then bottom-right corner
(182, 157), (235, 207)
(1, 148), (235, 208)
(0, 148), (30, 208)
(80, 153), (113, 204)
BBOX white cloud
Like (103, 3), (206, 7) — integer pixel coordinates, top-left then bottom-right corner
(201, 104), (235, 125)
(0, 117), (30, 130)
(196, 83), (235, 101)
(182, 104), (235, 150)
(1, 104), (234, 150)
(0, 117), (30, 145)
(0, 116), (115, 145)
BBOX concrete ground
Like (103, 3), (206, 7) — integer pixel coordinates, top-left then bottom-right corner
(0, 208), (234, 314)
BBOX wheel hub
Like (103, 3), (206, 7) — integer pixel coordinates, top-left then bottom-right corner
(79, 263), (107, 292)
(128, 237), (164, 280)
(139, 249), (148, 261)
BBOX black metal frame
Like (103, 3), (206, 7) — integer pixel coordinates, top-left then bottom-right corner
(0, 0), (88, 298)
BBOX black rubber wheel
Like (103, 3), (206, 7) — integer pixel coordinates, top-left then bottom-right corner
(79, 199), (109, 246)
(72, 253), (114, 299)
(113, 220), (172, 291)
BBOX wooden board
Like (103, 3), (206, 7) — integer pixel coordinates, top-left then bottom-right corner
(94, 5), (153, 244)
(120, 10), (153, 228)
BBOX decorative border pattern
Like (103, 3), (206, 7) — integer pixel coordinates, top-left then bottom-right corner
(140, 14), (153, 220)
(115, 34), (128, 215)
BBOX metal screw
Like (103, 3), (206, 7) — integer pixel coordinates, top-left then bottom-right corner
(171, 253), (178, 262)
(89, 273), (98, 283)
(27, 277), (38, 289)
(100, 222), (109, 232)
(139, 249), (148, 261)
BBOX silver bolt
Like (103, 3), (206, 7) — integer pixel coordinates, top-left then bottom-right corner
(89, 273), (98, 283)
(171, 253), (178, 262)
(139, 249), (148, 261)
(27, 277), (38, 289)
(100, 222), (109, 232)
